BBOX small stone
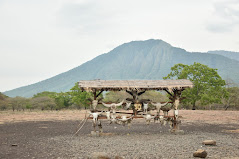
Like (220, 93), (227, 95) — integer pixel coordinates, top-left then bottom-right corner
(193, 149), (207, 158)
(100, 133), (114, 136)
(170, 129), (184, 135)
(89, 152), (110, 159)
(91, 131), (100, 137)
(115, 156), (124, 159)
(202, 140), (216, 146)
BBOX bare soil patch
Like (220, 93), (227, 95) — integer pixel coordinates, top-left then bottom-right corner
(0, 110), (239, 159)
(0, 110), (85, 124)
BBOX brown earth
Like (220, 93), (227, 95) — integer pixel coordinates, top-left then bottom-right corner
(0, 110), (239, 159)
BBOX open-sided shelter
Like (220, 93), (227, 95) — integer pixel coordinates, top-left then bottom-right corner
(78, 79), (193, 133)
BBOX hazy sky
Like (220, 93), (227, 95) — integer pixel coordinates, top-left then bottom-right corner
(1, 0), (239, 92)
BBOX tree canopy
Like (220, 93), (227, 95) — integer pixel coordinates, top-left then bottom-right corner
(33, 91), (57, 98)
(164, 62), (227, 109)
(69, 83), (101, 109)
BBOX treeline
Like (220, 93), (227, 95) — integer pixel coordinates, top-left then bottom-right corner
(1, 63), (239, 111)
(0, 83), (95, 111)
(0, 87), (239, 111)
(0, 85), (168, 111)
(179, 86), (239, 110)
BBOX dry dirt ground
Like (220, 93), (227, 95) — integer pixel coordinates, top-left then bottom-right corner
(0, 110), (239, 159)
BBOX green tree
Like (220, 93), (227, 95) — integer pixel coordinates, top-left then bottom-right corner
(8, 96), (28, 111)
(140, 91), (168, 103)
(70, 83), (92, 109)
(0, 100), (8, 111)
(223, 87), (239, 110)
(31, 96), (56, 110)
(164, 62), (227, 110)
(33, 91), (70, 110)
(52, 92), (72, 110)
(104, 90), (167, 103)
(0, 92), (8, 100)
(221, 79), (239, 110)
(33, 91), (57, 98)
(0, 93), (8, 110)
(104, 91), (131, 102)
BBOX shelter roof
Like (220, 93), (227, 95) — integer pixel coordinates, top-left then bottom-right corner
(78, 79), (193, 91)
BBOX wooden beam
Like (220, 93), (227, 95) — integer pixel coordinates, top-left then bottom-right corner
(163, 88), (173, 97)
(126, 90), (133, 96)
(96, 90), (104, 98)
(138, 90), (146, 96)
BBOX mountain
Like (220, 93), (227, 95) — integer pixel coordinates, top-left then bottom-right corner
(4, 39), (239, 97)
(207, 50), (239, 62)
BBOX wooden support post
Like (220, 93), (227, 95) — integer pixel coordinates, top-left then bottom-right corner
(126, 90), (146, 116)
(93, 90), (97, 100)
(133, 109), (137, 116)
(91, 90), (103, 111)
(164, 88), (184, 134)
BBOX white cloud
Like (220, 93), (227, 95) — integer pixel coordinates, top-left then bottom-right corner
(206, 0), (239, 32)
(0, 0), (239, 92)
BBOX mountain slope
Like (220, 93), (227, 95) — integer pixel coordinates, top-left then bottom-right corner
(207, 50), (239, 62)
(4, 39), (239, 97)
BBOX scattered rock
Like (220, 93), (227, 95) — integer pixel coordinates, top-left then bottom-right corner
(224, 129), (239, 133)
(114, 156), (124, 159)
(89, 152), (110, 159)
(91, 131), (100, 137)
(193, 149), (207, 158)
(100, 132), (114, 136)
(170, 129), (184, 135)
(11, 144), (18, 146)
(203, 140), (216, 146)
(38, 127), (48, 129)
